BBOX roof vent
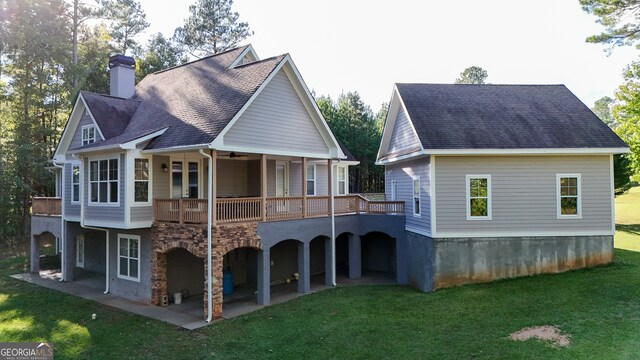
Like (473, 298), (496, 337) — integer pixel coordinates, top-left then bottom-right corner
(109, 54), (136, 99)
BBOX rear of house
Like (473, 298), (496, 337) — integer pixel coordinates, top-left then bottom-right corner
(377, 83), (629, 291)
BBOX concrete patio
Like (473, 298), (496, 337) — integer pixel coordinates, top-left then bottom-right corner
(11, 270), (395, 330)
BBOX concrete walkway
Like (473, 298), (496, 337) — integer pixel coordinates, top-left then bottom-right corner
(11, 270), (396, 330)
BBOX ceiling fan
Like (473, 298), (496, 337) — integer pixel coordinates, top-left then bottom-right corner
(219, 152), (249, 159)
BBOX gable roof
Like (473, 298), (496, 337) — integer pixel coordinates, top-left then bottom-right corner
(80, 91), (140, 140)
(385, 84), (627, 156)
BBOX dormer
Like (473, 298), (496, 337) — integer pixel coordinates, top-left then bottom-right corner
(229, 44), (260, 69)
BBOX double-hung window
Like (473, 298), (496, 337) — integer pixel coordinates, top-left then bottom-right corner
(466, 175), (491, 220)
(337, 166), (347, 195)
(134, 158), (150, 202)
(89, 158), (118, 204)
(71, 164), (80, 203)
(413, 177), (420, 217)
(557, 174), (581, 218)
(306, 164), (316, 196)
(118, 235), (140, 281)
(81, 125), (96, 145)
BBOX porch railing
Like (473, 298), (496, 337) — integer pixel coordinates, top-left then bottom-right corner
(32, 197), (62, 216)
(153, 195), (404, 225)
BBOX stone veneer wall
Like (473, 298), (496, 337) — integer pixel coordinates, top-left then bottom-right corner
(151, 222), (261, 319)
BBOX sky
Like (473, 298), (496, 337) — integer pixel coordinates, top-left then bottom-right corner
(138, 0), (639, 110)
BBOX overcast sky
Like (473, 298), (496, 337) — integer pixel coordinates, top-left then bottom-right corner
(138, 0), (639, 110)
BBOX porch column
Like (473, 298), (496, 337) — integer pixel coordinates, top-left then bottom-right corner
(302, 157), (307, 218)
(298, 242), (310, 293)
(211, 150), (217, 227)
(257, 248), (270, 305)
(327, 159), (332, 216)
(261, 154), (267, 222)
(30, 235), (39, 274)
(324, 237), (334, 286)
(349, 234), (362, 279)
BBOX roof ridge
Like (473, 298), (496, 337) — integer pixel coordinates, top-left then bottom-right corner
(81, 90), (142, 102)
(231, 53), (288, 69)
(151, 45), (249, 75)
(396, 83), (566, 87)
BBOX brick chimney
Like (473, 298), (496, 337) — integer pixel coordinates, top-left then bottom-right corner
(109, 54), (136, 99)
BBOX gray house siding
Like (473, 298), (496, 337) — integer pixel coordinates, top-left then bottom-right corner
(63, 163), (81, 218)
(130, 206), (152, 222)
(217, 159), (250, 197)
(83, 153), (126, 224)
(387, 106), (421, 156)
(385, 157), (431, 233)
(224, 69), (330, 156)
(152, 155), (170, 199)
(434, 155), (613, 235)
(69, 109), (101, 150)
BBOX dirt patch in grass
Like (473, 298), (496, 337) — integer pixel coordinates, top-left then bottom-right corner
(509, 326), (571, 347)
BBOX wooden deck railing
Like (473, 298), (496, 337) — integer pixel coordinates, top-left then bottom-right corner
(32, 197), (62, 216)
(153, 195), (404, 225)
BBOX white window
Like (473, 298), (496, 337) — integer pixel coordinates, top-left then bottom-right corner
(118, 235), (140, 281)
(134, 158), (150, 202)
(76, 235), (84, 268)
(81, 125), (96, 145)
(306, 164), (316, 196)
(337, 166), (347, 195)
(71, 164), (80, 203)
(557, 174), (581, 218)
(466, 175), (492, 220)
(413, 177), (420, 217)
(391, 180), (397, 201)
(89, 158), (119, 204)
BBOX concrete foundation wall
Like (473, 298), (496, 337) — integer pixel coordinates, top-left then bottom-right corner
(83, 230), (106, 274)
(406, 231), (434, 292)
(432, 235), (613, 289)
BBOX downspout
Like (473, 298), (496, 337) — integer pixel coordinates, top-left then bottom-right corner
(330, 159), (337, 286)
(51, 161), (65, 282)
(74, 154), (110, 294)
(199, 149), (213, 322)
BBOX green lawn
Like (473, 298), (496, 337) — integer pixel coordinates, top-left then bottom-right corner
(2, 190), (640, 359)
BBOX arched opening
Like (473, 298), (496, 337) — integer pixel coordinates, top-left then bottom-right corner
(222, 247), (259, 307)
(269, 239), (303, 297)
(361, 232), (396, 280)
(310, 236), (328, 286)
(335, 232), (352, 278)
(166, 248), (205, 313)
(31, 232), (60, 274)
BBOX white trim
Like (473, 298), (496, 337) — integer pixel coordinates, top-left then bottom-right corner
(88, 155), (120, 206)
(378, 147), (630, 164)
(306, 163), (316, 196)
(81, 124), (97, 146)
(75, 235), (84, 268)
(610, 154), (616, 233)
(141, 144), (210, 154)
(412, 176), (421, 218)
(117, 234), (141, 282)
(434, 230), (614, 239)
(275, 160), (289, 197)
(53, 96), (84, 160)
(430, 155), (437, 236)
(406, 225), (432, 238)
(80, 96), (105, 141)
(228, 44), (259, 69)
(390, 179), (397, 201)
(168, 154), (203, 199)
(82, 219), (147, 229)
(210, 56), (345, 159)
(71, 162), (81, 204)
(213, 145), (333, 160)
(338, 165), (349, 195)
(556, 173), (582, 219)
(466, 174), (492, 221)
(132, 155), (152, 205)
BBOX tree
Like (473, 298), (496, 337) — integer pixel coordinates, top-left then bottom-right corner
(580, 0), (640, 49)
(455, 66), (488, 84)
(98, 0), (149, 55)
(592, 96), (615, 127)
(76, 23), (115, 94)
(612, 60), (640, 181)
(136, 33), (188, 82)
(174, 0), (252, 58)
(67, 0), (96, 89)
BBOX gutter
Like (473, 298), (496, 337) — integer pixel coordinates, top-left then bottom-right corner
(74, 154), (110, 294)
(330, 159), (337, 286)
(50, 161), (65, 282)
(199, 149), (214, 322)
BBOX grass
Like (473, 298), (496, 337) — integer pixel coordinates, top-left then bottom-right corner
(1, 190), (639, 359)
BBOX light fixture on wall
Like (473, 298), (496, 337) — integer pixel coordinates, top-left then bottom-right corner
(161, 163), (168, 173)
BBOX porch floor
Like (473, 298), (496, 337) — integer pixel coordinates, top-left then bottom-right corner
(10, 270), (396, 330)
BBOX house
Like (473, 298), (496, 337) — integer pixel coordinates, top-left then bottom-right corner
(376, 83), (629, 292)
(30, 45), (406, 321)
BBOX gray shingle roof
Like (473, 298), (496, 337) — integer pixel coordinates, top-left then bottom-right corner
(396, 84), (628, 150)
(73, 46), (288, 151)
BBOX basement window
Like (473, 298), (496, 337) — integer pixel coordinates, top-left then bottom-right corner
(466, 175), (491, 220)
(118, 234), (140, 282)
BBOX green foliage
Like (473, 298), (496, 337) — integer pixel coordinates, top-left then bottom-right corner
(76, 23), (114, 94)
(592, 95), (616, 127)
(98, 0), (149, 55)
(174, 0), (252, 57)
(581, 0), (640, 50)
(612, 60), (640, 180)
(455, 66), (488, 84)
(317, 92), (385, 193)
(136, 33), (188, 82)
